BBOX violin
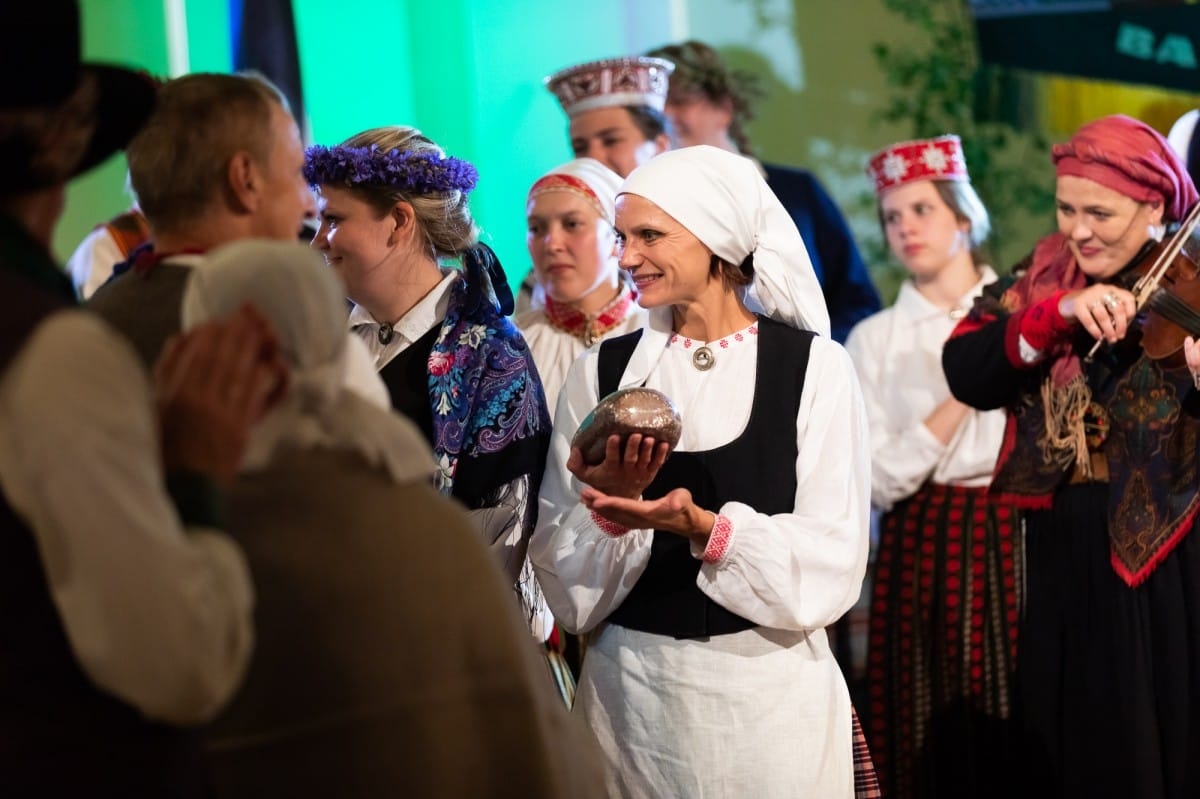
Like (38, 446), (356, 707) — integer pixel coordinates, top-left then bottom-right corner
(1087, 202), (1200, 367)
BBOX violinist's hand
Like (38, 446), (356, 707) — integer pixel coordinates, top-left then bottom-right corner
(1184, 336), (1200, 391)
(1059, 284), (1137, 344)
(566, 432), (671, 500)
(581, 486), (714, 545)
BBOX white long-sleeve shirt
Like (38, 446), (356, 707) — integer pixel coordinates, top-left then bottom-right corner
(515, 300), (648, 411)
(844, 268), (1008, 511)
(531, 324), (871, 635)
(0, 311), (253, 724)
(530, 322), (870, 797)
(66, 227), (124, 299)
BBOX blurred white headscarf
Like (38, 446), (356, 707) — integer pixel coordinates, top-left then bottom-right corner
(524, 157), (624, 310)
(181, 239), (435, 482)
(1168, 109), (1198, 171)
(613, 145), (831, 387)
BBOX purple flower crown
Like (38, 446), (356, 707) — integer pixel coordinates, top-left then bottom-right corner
(303, 144), (479, 195)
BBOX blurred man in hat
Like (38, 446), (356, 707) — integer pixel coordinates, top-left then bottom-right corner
(88, 70), (316, 368)
(646, 40), (881, 343)
(0, 1), (286, 794)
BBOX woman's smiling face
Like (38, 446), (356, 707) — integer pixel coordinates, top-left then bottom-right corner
(613, 193), (714, 308)
(1055, 174), (1162, 280)
(310, 184), (399, 303)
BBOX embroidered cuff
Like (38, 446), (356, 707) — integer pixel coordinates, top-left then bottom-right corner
(591, 510), (631, 538)
(701, 514), (733, 564)
(1016, 334), (1042, 365)
(1006, 291), (1071, 365)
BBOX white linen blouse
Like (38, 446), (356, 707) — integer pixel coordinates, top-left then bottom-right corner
(844, 268), (1008, 511)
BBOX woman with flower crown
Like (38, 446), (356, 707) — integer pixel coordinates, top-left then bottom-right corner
(304, 127), (554, 659)
(517, 158), (648, 411)
(846, 135), (1021, 799)
(517, 158), (649, 689)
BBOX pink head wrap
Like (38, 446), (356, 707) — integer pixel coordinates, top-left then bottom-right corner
(1052, 114), (1198, 222)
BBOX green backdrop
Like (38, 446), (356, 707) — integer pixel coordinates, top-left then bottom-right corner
(63, 0), (650, 287)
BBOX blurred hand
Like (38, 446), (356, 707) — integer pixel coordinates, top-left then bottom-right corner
(566, 432), (670, 499)
(154, 304), (289, 487)
(1185, 336), (1200, 391)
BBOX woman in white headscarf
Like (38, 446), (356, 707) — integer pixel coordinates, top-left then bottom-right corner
(518, 157), (649, 695)
(518, 157), (648, 411)
(184, 240), (606, 799)
(530, 146), (872, 797)
(1168, 108), (1199, 188)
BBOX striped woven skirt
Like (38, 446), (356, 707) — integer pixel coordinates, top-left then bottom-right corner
(864, 482), (1022, 799)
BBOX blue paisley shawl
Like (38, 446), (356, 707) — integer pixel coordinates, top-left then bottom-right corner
(427, 274), (551, 509)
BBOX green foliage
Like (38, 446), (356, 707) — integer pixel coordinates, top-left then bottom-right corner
(871, 0), (1057, 282)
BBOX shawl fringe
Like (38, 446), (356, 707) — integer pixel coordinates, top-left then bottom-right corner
(1038, 372), (1093, 477)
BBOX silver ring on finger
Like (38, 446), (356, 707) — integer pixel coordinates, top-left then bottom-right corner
(1103, 292), (1120, 310)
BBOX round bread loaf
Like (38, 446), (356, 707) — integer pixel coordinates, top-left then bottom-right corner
(571, 387), (682, 466)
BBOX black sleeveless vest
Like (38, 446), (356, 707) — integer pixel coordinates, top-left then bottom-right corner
(602, 317), (814, 639)
(374, 322), (547, 509)
(0, 268), (206, 797)
(86, 261), (191, 370)
(377, 323), (440, 446)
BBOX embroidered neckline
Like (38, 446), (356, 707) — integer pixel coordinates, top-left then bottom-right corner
(543, 284), (634, 346)
(668, 323), (759, 352)
(669, 322), (758, 371)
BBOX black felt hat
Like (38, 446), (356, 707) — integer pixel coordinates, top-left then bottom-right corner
(0, 0), (158, 191)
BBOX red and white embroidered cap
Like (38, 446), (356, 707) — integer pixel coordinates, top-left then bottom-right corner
(866, 134), (969, 196)
(528, 158), (623, 223)
(544, 56), (675, 118)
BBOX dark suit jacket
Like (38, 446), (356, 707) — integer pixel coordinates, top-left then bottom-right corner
(764, 163), (880, 343)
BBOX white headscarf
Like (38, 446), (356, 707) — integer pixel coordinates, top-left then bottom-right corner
(612, 145), (831, 387)
(1168, 109), (1198, 170)
(181, 239), (435, 483)
(525, 157), (625, 310)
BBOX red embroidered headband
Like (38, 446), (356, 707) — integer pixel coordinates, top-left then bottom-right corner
(526, 158), (622, 222)
(528, 173), (606, 219)
(866, 134), (969, 196)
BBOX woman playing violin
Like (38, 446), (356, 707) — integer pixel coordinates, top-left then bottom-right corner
(943, 114), (1200, 799)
